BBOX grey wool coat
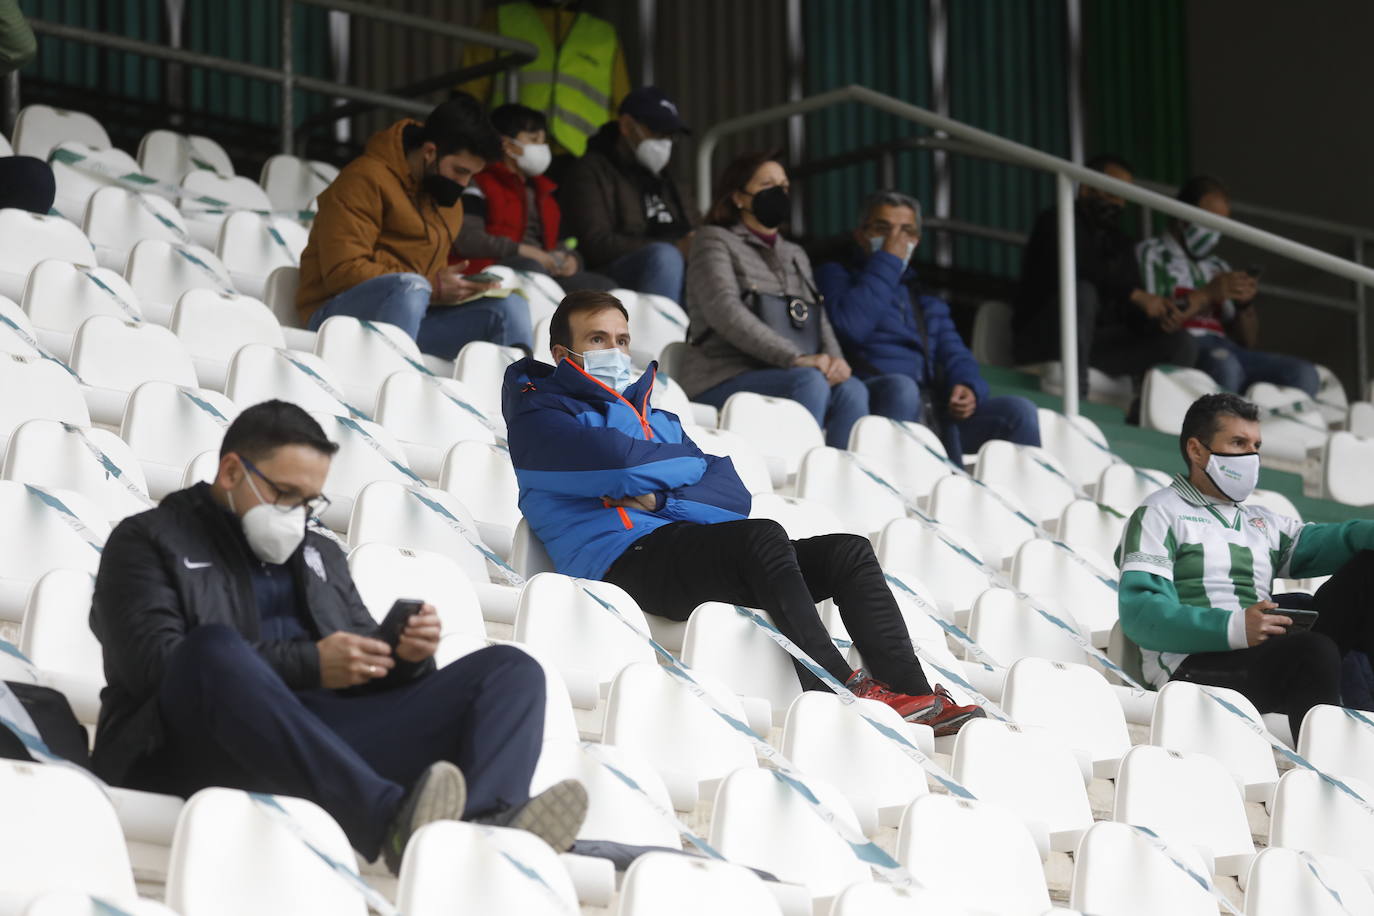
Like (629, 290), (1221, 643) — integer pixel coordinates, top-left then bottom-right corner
(677, 222), (843, 398)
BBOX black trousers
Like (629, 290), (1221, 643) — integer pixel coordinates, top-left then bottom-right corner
(128, 625), (546, 859)
(603, 519), (931, 695)
(1172, 551), (1374, 740)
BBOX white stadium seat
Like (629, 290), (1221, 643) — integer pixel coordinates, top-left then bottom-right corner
(179, 171), (274, 249)
(0, 293), (39, 355)
(1070, 820), (1218, 916)
(1140, 367), (1221, 435)
(395, 821), (577, 916)
(847, 414), (957, 504)
(1312, 363), (1348, 428)
(927, 474), (1033, 569)
(0, 481), (109, 622)
(875, 517), (990, 620)
(137, 129), (235, 184)
(1320, 431), (1374, 506)
(12, 104), (110, 160)
(966, 587), (1092, 668)
(21, 259), (144, 359)
(83, 186), (192, 273)
(680, 601), (801, 727)
(687, 426), (773, 495)
(1035, 408), (1115, 490)
(1296, 704), (1374, 786)
(0, 352), (91, 458)
(1010, 537), (1118, 646)
(1056, 498), (1128, 573)
(315, 315), (432, 416)
(623, 291), (689, 368)
(438, 440), (520, 558)
(618, 850), (784, 916)
(224, 343), (351, 416)
(1002, 657), (1132, 779)
(165, 788), (365, 916)
(453, 340), (524, 413)
(170, 289), (286, 391)
(22, 891), (180, 916)
(346, 480), (494, 589)
(2, 418), (152, 523)
(1349, 400), (1374, 438)
(376, 373), (500, 480)
(1112, 744), (1255, 876)
(1268, 768), (1374, 873)
(48, 142), (145, 226)
(795, 445), (907, 537)
(1150, 681), (1280, 802)
(515, 573), (656, 694)
(0, 208), (97, 304)
(719, 391), (823, 485)
(1094, 462), (1172, 516)
(124, 238), (235, 325)
(120, 380), (239, 500)
(261, 264), (315, 345)
(70, 314), (199, 426)
(1243, 846), (1374, 916)
(748, 492), (847, 540)
(972, 441), (1079, 526)
(216, 211), (308, 300)
(529, 740), (680, 849)
(309, 412), (420, 530)
(259, 154), (338, 212)
(19, 568), (104, 686)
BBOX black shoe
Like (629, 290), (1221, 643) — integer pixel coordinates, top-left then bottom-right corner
(471, 778), (588, 852)
(381, 760), (466, 874)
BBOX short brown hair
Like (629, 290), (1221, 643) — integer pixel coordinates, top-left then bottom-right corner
(705, 148), (784, 227)
(548, 290), (630, 353)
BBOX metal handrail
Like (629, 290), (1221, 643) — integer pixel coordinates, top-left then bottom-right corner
(24, 1), (536, 155)
(696, 85), (1373, 414)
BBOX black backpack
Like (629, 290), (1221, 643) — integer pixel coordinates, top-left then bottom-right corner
(0, 681), (92, 769)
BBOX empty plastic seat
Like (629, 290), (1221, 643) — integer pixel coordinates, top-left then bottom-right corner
(875, 517), (990, 620)
(1150, 681), (1280, 802)
(1056, 498), (1128, 574)
(680, 601), (801, 726)
(19, 567), (103, 684)
(1070, 820), (1218, 916)
(829, 882), (985, 916)
(12, 104), (110, 160)
(0, 481), (109, 621)
(782, 691), (931, 833)
(3, 418), (152, 523)
(1247, 382), (1329, 465)
(0, 759), (138, 910)
(1297, 704), (1374, 786)
(748, 492), (846, 540)
(70, 314), (199, 425)
(395, 820), (577, 916)
(120, 381), (239, 500)
(216, 211), (308, 300)
(603, 662), (757, 810)
(1268, 768), (1374, 872)
(1094, 462), (1172, 516)
(1010, 537), (1118, 646)
(21, 259), (144, 359)
(314, 314), (433, 416)
(618, 850), (783, 916)
(137, 129), (234, 184)
(514, 573), (656, 694)
(1001, 657), (1131, 779)
(719, 391), (823, 485)
(346, 542), (488, 666)
(0, 352), (90, 457)
(345, 480), (494, 589)
(794, 446), (907, 537)
(709, 767), (871, 903)
(0, 293), (39, 355)
(165, 787), (365, 915)
(1140, 367), (1221, 435)
(687, 426), (773, 495)
(528, 740), (680, 849)
(308, 412), (419, 530)
(1320, 431), (1374, 506)
(966, 587), (1091, 668)
(1243, 846), (1374, 916)
(927, 474), (1033, 568)
(896, 793), (1051, 915)
(259, 154), (338, 212)
(1035, 408), (1115, 490)
(170, 289), (286, 391)
(973, 441), (1079, 526)
(224, 344), (351, 416)
(1312, 363), (1349, 427)
(0, 209), (97, 303)
(179, 171), (274, 248)
(1350, 400), (1374, 438)
(453, 340), (524, 413)
(48, 142), (145, 225)
(1112, 744), (1256, 876)
(375, 373), (500, 480)
(261, 264), (311, 336)
(623, 292), (689, 368)
(847, 415), (956, 504)
(437, 440), (519, 558)
(83, 186), (191, 272)
(22, 891), (179, 916)
(123, 238), (235, 325)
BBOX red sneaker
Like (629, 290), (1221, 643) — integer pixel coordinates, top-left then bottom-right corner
(844, 669), (943, 724)
(924, 684), (987, 737)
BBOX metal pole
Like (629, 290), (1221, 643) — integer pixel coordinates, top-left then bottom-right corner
(2, 72), (18, 137)
(786, 0), (805, 234)
(638, 0), (656, 86)
(1064, 0), (1084, 165)
(1357, 239), (1369, 394)
(879, 150), (896, 190)
(928, 0), (952, 270)
(280, 0), (294, 155)
(1057, 173), (1080, 418)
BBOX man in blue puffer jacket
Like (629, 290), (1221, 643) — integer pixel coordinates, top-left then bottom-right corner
(817, 189), (1040, 457)
(502, 289), (984, 736)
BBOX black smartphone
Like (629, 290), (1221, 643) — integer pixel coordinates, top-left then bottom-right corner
(464, 271), (502, 284)
(1245, 264), (1264, 279)
(1276, 608), (1319, 633)
(378, 598), (424, 647)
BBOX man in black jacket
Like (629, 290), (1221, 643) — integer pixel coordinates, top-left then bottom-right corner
(89, 401), (584, 872)
(1014, 153), (1196, 400)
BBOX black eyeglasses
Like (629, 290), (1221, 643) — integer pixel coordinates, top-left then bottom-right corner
(241, 456), (332, 517)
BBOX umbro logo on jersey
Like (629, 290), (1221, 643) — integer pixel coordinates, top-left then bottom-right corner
(1178, 514), (1210, 524)
(183, 558), (212, 569)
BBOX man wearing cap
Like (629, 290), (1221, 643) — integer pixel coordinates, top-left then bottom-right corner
(561, 86), (701, 303)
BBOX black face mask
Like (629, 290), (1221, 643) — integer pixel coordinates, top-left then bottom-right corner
(748, 185), (790, 230)
(422, 162), (463, 208)
(1079, 195), (1123, 228)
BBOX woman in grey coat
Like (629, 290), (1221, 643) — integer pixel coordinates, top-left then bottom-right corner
(678, 150), (876, 449)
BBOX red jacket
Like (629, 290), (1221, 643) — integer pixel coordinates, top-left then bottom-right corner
(459, 161), (561, 271)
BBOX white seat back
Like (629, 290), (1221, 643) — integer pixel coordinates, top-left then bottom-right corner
(314, 314), (435, 413)
(1094, 462), (1172, 516)
(262, 265), (305, 329)
(259, 155), (338, 212)
(970, 299), (1013, 366)
(966, 587), (1091, 667)
(748, 492), (846, 540)
(345, 480), (492, 586)
(618, 850), (783, 916)
(1057, 498), (1128, 573)
(13, 105), (110, 159)
(1070, 820), (1217, 916)
(795, 445), (907, 537)
(514, 573), (656, 689)
(0, 482), (109, 622)
(687, 426), (772, 494)
(1140, 367), (1221, 435)
(438, 440), (519, 555)
(0, 209), (97, 303)
(376, 372), (499, 450)
(1268, 768), (1374, 873)
(453, 340), (523, 413)
(529, 741), (680, 849)
(216, 211), (307, 300)
(847, 415), (956, 504)
(22, 260), (143, 355)
(624, 292), (689, 368)
(0, 353), (91, 457)
(972, 441), (1078, 525)
(875, 517), (990, 619)
(1010, 537), (1119, 645)
(138, 129), (234, 184)
(179, 171), (274, 248)
(1150, 681), (1280, 801)
(70, 314), (198, 397)
(20, 568), (103, 683)
(171, 289), (286, 391)
(120, 381), (238, 500)
(927, 474), (1032, 567)
(719, 391), (823, 481)
(124, 239), (234, 323)
(2, 419), (151, 523)
(309, 413), (419, 528)
(1322, 431), (1374, 506)
(1002, 657), (1131, 779)
(1243, 846), (1374, 916)
(1296, 704), (1374, 786)
(224, 344), (349, 415)
(346, 542), (487, 665)
(681, 601), (801, 725)
(83, 186), (191, 272)
(49, 142), (143, 226)
(1035, 408), (1115, 489)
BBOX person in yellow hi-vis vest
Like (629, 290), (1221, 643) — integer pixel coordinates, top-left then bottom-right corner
(457, 0), (631, 158)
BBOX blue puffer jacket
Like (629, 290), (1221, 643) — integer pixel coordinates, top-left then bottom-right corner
(502, 356), (752, 580)
(816, 249), (989, 403)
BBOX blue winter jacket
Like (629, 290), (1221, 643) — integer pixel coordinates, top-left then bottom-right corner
(816, 249), (989, 403)
(502, 356), (752, 580)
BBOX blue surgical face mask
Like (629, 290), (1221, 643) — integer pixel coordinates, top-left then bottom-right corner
(570, 346), (635, 393)
(869, 234), (916, 269)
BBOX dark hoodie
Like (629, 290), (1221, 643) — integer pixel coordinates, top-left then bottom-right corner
(560, 122), (700, 270)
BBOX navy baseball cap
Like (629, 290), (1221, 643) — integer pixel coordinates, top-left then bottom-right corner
(618, 86), (689, 135)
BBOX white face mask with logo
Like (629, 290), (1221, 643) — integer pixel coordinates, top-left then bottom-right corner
(571, 346), (636, 393)
(634, 137), (673, 175)
(229, 471), (307, 564)
(1204, 449), (1260, 502)
(869, 234), (916, 269)
(514, 141), (552, 177)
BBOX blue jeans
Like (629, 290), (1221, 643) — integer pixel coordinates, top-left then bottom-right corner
(308, 272), (534, 359)
(694, 367), (870, 449)
(1194, 333), (1320, 397)
(864, 374), (1041, 455)
(604, 242), (685, 303)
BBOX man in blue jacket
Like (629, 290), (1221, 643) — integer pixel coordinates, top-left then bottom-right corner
(502, 290), (983, 735)
(817, 190), (1041, 457)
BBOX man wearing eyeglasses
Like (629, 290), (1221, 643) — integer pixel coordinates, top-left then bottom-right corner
(89, 400), (585, 874)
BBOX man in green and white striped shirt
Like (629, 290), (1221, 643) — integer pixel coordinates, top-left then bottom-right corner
(1117, 392), (1374, 738)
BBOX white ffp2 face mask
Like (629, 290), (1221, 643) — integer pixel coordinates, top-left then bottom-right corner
(571, 347), (636, 393)
(1205, 450), (1260, 502)
(230, 472), (308, 564)
(634, 137), (672, 175)
(515, 141), (552, 177)
(869, 234), (916, 268)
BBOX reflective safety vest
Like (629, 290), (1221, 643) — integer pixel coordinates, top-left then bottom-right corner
(493, 2), (617, 157)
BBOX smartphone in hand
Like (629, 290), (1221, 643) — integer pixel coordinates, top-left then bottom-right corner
(378, 598), (424, 648)
(464, 271), (502, 284)
(1276, 608), (1319, 634)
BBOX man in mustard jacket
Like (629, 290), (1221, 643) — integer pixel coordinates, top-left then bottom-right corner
(296, 96), (533, 357)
